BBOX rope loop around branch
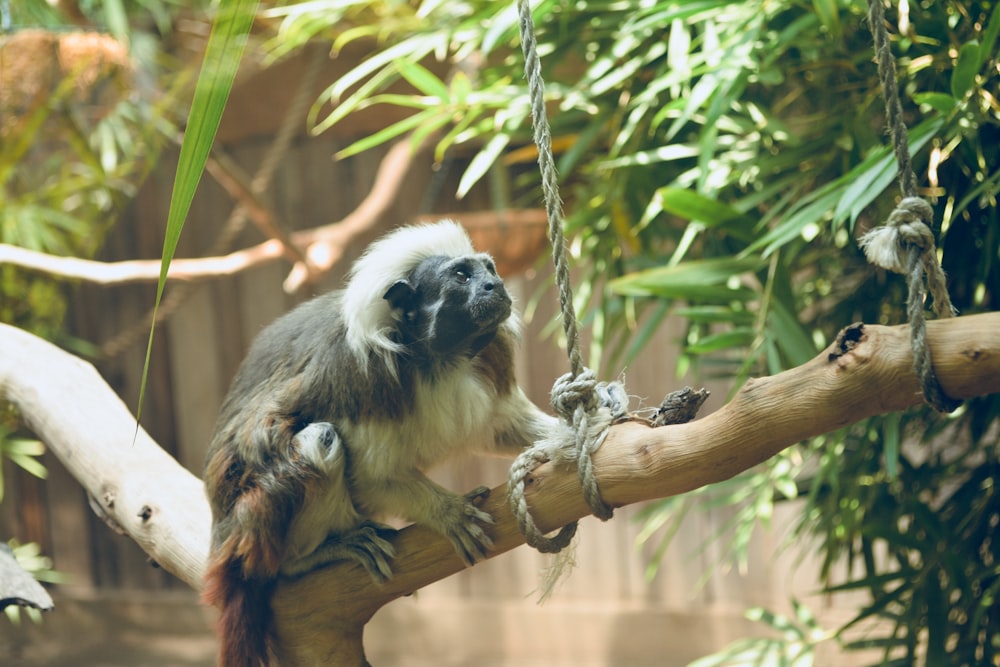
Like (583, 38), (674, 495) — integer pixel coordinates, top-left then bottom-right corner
(550, 369), (599, 420)
(863, 0), (962, 414)
(507, 0), (620, 557)
(859, 196), (960, 413)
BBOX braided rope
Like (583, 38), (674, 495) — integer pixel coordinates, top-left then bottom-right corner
(862, 0), (960, 413)
(508, 0), (616, 554)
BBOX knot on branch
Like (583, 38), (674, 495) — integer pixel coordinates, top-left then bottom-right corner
(550, 369), (599, 419)
(860, 196), (936, 273)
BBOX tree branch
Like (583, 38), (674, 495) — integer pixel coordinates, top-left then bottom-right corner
(0, 133), (429, 292)
(1, 314), (998, 665)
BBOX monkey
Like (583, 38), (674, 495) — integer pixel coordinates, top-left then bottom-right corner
(202, 420), (394, 667)
(202, 220), (564, 667)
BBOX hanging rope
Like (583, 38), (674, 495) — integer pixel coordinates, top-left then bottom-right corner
(507, 0), (620, 555)
(859, 0), (960, 413)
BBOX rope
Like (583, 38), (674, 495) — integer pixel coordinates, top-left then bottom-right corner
(860, 0), (960, 413)
(507, 0), (617, 554)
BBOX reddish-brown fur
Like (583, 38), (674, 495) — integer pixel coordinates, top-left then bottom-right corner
(203, 428), (315, 666)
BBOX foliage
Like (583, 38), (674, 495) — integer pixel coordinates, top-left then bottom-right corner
(0, 0), (203, 338)
(0, 0), (204, 624)
(137, 0), (258, 428)
(0, 421), (67, 625)
(262, 0), (999, 663)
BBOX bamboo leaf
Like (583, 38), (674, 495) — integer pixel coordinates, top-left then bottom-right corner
(685, 328), (755, 354)
(950, 40), (980, 99)
(137, 0), (257, 428)
(396, 60), (450, 100)
(335, 109), (438, 159)
(458, 132), (511, 197)
(609, 257), (761, 300)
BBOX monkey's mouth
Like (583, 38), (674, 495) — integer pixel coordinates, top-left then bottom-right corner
(473, 293), (512, 328)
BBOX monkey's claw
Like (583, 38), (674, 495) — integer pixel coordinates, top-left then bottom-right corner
(439, 486), (495, 566)
(284, 522), (397, 584)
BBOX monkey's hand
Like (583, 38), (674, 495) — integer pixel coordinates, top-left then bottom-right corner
(358, 477), (495, 567)
(281, 521), (397, 584)
(433, 485), (494, 566)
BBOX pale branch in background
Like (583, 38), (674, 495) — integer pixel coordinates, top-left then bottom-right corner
(1, 313), (998, 665)
(0, 133), (429, 294)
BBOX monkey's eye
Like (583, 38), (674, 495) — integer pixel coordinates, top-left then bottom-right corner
(454, 269), (471, 284)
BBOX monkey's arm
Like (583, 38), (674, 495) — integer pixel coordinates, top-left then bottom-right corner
(354, 471), (494, 565)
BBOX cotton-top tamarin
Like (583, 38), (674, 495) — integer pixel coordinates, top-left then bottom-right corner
(202, 221), (563, 666)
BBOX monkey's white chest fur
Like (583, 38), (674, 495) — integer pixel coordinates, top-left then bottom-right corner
(344, 362), (499, 480)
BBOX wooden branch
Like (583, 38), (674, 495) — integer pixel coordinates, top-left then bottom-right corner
(0, 240), (290, 286)
(0, 132), (429, 291)
(280, 135), (431, 292)
(1, 314), (998, 666)
(0, 204), (546, 290)
(203, 150), (309, 267)
(0, 323), (209, 590)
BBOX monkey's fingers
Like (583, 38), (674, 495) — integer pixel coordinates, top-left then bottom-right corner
(351, 522), (397, 583)
(466, 485), (492, 504)
(447, 502), (495, 566)
(283, 524), (397, 583)
(331, 524), (396, 584)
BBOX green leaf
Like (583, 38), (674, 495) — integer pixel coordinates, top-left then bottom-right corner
(599, 144), (701, 169)
(911, 92), (957, 114)
(396, 60), (450, 100)
(950, 40), (980, 99)
(137, 0), (257, 428)
(311, 67), (400, 135)
(102, 0), (130, 47)
(674, 305), (755, 324)
(656, 187), (747, 227)
(768, 300), (816, 367)
(609, 257), (762, 300)
(685, 328), (755, 354)
(980, 5), (1000, 71)
(459, 132), (512, 197)
(812, 0), (840, 39)
(335, 108), (439, 159)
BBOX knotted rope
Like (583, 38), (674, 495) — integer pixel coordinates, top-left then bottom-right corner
(507, 0), (623, 554)
(860, 0), (960, 413)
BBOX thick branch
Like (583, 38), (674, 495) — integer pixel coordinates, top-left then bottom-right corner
(0, 324), (209, 589)
(1, 314), (998, 665)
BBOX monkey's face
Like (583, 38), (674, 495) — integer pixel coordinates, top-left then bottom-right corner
(384, 254), (512, 360)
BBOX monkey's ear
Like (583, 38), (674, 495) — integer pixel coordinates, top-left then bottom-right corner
(384, 280), (417, 312)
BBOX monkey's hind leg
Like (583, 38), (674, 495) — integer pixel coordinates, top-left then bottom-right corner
(282, 522), (397, 583)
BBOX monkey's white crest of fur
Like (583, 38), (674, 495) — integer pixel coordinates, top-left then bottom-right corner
(343, 221), (491, 371)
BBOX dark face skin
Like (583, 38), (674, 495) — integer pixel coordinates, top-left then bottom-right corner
(384, 254), (512, 363)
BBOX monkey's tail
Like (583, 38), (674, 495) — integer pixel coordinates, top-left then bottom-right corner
(203, 553), (276, 667)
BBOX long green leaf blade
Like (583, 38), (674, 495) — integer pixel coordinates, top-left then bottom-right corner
(137, 0), (257, 428)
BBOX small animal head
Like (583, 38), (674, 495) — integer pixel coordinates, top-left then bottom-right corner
(342, 221), (518, 373)
(292, 422), (345, 475)
(384, 253), (512, 362)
